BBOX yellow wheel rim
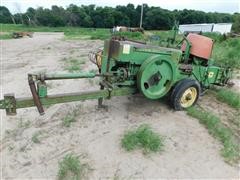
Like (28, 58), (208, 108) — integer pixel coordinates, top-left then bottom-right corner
(180, 87), (197, 108)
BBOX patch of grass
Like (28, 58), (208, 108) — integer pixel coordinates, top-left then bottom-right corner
(18, 119), (31, 129)
(1, 23), (64, 32)
(62, 110), (77, 127)
(31, 132), (41, 143)
(0, 33), (12, 39)
(1, 24), (111, 40)
(58, 153), (88, 180)
(187, 106), (240, 164)
(63, 57), (85, 72)
(121, 124), (164, 154)
(215, 88), (240, 109)
(64, 28), (110, 40)
(62, 105), (82, 127)
(203, 32), (227, 42)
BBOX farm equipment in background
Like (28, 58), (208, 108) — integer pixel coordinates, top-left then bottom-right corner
(0, 28), (232, 115)
(112, 26), (144, 34)
(12, 32), (33, 38)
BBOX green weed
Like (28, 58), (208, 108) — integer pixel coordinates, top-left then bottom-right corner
(58, 154), (88, 180)
(63, 57), (85, 72)
(187, 106), (240, 164)
(215, 88), (240, 109)
(32, 132), (41, 143)
(203, 32), (227, 42)
(207, 34), (240, 68)
(121, 124), (164, 154)
(62, 110), (78, 127)
(18, 119), (31, 129)
(62, 106), (82, 127)
(62, 114), (76, 127)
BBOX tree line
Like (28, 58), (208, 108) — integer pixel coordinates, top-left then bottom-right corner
(0, 4), (239, 32)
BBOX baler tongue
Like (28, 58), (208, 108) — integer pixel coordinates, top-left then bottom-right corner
(0, 72), (137, 115)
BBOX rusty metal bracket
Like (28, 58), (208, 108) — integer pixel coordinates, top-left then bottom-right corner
(28, 74), (45, 115)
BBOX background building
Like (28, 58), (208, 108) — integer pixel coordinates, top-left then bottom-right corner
(179, 23), (232, 34)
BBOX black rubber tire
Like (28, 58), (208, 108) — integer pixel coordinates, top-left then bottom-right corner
(170, 79), (200, 110)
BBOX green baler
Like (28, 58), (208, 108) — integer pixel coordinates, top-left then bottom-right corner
(0, 33), (232, 115)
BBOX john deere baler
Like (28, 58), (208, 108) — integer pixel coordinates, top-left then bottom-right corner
(0, 33), (232, 115)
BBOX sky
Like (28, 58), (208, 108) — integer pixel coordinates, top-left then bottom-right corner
(1, 0), (240, 14)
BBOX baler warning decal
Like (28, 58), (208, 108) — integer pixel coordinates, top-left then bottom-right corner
(208, 72), (214, 78)
(123, 44), (130, 54)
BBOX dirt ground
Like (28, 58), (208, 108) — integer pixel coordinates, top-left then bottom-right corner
(0, 33), (239, 179)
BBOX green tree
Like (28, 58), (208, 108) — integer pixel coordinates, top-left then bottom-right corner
(25, 7), (37, 25)
(83, 15), (93, 27)
(232, 13), (240, 33)
(2, 3), (235, 29)
(144, 7), (172, 30)
(66, 4), (80, 26)
(0, 6), (12, 23)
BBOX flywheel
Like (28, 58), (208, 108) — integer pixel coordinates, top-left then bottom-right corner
(137, 55), (176, 99)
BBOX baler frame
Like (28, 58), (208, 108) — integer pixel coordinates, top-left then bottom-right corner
(0, 27), (233, 115)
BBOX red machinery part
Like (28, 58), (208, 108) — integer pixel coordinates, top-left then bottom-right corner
(182, 33), (214, 60)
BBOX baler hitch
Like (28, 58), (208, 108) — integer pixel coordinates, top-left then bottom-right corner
(0, 72), (136, 115)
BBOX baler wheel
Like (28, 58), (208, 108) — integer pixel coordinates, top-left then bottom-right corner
(170, 79), (200, 110)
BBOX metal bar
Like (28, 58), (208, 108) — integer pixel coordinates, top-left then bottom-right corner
(183, 37), (192, 62)
(43, 72), (96, 80)
(0, 87), (137, 111)
(98, 84), (105, 108)
(125, 39), (146, 45)
(106, 39), (114, 74)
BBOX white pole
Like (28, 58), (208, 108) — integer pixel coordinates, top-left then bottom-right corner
(140, 4), (143, 28)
